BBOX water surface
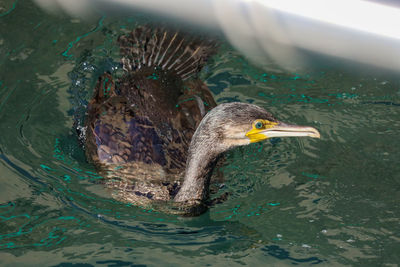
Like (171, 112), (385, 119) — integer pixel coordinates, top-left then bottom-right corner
(0, 0), (399, 266)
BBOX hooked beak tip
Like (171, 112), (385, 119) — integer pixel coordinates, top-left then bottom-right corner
(263, 122), (321, 139)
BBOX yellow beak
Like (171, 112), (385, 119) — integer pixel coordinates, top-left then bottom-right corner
(246, 122), (320, 143)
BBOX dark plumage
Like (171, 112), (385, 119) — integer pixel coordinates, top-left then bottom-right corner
(83, 27), (320, 216)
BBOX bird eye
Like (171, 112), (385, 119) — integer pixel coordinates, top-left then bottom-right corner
(255, 121), (264, 129)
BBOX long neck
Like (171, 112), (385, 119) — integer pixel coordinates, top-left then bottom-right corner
(174, 141), (219, 203)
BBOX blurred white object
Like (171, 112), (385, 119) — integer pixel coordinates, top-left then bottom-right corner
(34, 0), (400, 71)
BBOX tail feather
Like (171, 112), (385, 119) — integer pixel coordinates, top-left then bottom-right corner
(118, 26), (217, 80)
(157, 33), (178, 66)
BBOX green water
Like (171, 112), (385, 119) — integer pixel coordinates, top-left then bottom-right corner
(1, 0), (399, 266)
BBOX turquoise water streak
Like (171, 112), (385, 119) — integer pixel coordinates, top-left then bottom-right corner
(1, 0), (399, 266)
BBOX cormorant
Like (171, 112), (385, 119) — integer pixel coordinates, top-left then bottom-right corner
(83, 27), (320, 215)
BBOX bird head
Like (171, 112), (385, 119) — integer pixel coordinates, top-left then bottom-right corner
(195, 102), (320, 153)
